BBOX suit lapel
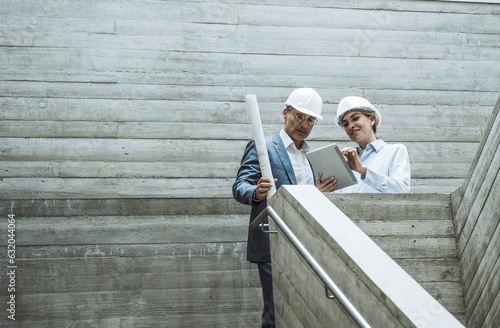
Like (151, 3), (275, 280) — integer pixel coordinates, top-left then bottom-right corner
(272, 133), (297, 185)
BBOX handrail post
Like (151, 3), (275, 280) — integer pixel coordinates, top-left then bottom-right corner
(250, 206), (372, 328)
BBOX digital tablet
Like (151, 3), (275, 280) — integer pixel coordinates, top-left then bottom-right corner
(306, 143), (358, 191)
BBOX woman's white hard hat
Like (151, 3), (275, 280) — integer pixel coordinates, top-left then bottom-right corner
(285, 88), (323, 119)
(335, 96), (382, 129)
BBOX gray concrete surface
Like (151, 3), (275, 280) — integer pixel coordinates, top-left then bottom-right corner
(1, 1), (499, 327)
(269, 185), (465, 327)
(451, 98), (500, 328)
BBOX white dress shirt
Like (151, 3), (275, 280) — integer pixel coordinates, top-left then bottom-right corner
(337, 139), (411, 193)
(279, 129), (314, 185)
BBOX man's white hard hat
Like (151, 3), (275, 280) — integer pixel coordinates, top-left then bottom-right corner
(285, 88), (323, 119)
(335, 96), (382, 129)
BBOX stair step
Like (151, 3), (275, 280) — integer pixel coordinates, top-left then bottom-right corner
(0, 177), (464, 200)
(7, 214), (249, 246)
(0, 198), (248, 217)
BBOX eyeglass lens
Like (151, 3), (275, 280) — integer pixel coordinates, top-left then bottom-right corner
(295, 113), (317, 125)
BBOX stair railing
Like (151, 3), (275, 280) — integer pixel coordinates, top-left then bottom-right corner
(250, 205), (372, 328)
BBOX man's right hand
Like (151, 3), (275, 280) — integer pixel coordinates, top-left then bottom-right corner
(254, 177), (277, 201)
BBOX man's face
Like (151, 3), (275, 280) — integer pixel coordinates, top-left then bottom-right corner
(283, 108), (315, 147)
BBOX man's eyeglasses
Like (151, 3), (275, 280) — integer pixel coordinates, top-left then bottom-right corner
(293, 112), (318, 126)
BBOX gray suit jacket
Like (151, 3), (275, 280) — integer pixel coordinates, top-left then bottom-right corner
(232, 132), (316, 262)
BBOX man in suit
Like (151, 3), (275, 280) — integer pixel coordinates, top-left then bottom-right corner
(232, 88), (337, 328)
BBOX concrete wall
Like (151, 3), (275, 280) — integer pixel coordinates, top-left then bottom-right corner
(0, 1), (499, 327)
(0, 198), (263, 327)
(1, 1), (499, 198)
(451, 97), (500, 328)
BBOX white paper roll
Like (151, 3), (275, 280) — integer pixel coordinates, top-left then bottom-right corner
(245, 94), (276, 198)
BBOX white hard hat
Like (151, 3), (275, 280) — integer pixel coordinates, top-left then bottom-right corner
(285, 88), (323, 119)
(335, 96), (382, 129)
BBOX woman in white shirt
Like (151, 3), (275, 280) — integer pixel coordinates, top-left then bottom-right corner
(335, 96), (411, 193)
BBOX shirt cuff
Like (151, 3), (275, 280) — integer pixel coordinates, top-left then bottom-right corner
(252, 190), (263, 203)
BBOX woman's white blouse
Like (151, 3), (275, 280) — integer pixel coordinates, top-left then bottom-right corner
(337, 139), (411, 193)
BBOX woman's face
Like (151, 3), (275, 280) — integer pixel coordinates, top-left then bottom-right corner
(342, 111), (376, 148)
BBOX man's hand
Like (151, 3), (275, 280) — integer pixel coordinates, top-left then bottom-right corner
(254, 177), (278, 201)
(316, 173), (337, 192)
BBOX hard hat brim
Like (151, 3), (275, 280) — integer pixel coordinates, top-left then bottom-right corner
(336, 107), (381, 129)
(285, 103), (323, 120)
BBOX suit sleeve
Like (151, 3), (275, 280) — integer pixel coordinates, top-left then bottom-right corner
(232, 140), (262, 206)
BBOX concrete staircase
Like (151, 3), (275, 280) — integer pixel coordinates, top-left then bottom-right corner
(327, 193), (465, 324)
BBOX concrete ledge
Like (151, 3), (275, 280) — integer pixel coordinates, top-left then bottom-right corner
(0, 178), (463, 201)
(0, 198), (248, 217)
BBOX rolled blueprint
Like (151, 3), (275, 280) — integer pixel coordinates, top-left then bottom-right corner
(245, 94), (276, 198)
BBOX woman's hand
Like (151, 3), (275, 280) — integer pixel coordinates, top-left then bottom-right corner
(341, 147), (368, 177)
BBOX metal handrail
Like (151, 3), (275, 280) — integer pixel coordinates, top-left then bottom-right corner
(251, 205), (372, 328)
